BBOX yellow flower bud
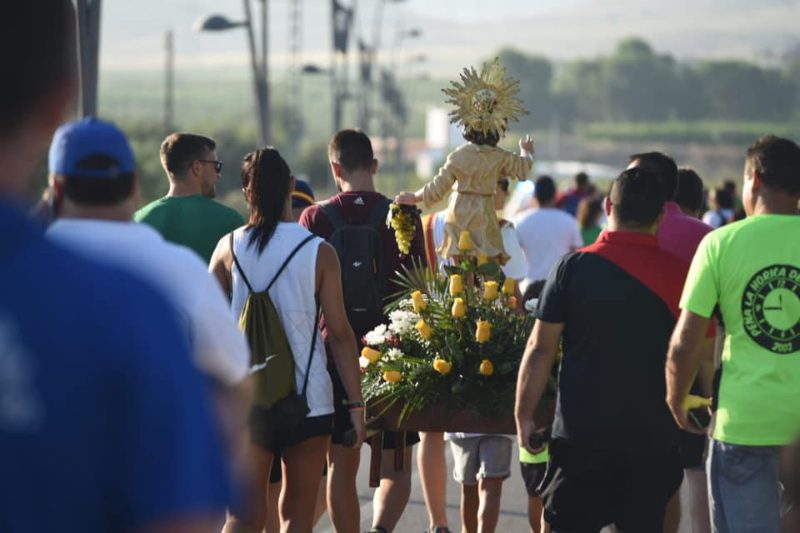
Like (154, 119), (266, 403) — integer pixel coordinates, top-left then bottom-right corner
(477, 253), (489, 266)
(451, 297), (466, 318)
(416, 319), (433, 340)
(502, 278), (516, 296)
(458, 230), (473, 252)
(361, 346), (381, 364)
(433, 357), (452, 375)
(449, 274), (464, 296)
(483, 281), (499, 301)
(508, 295), (518, 309)
(383, 370), (402, 383)
(411, 290), (427, 313)
(475, 320), (492, 343)
(479, 359), (494, 376)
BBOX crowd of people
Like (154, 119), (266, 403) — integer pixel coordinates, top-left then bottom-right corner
(2, 2), (799, 533)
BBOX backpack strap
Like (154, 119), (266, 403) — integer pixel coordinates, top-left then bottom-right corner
(230, 232), (254, 293)
(266, 234), (317, 292)
(230, 231), (316, 294)
(367, 197), (392, 229)
(319, 200), (348, 231)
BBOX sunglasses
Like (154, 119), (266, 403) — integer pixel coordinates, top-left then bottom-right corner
(197, 159), (223, 173)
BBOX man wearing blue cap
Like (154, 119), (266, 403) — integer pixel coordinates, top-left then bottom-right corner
(46, 116), (251, 408)
(0, 2), (233, 532)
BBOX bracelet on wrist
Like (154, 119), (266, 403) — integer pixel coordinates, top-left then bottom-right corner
(342, 399), (365, 409)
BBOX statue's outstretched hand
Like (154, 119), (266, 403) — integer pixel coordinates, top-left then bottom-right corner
(519, 135), (534, 156)
(395, 192), (419, 205)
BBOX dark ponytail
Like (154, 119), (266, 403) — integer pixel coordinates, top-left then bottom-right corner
(241, 147), (292, 253)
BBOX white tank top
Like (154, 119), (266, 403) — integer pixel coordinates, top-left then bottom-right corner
(231, 223), (333, 417)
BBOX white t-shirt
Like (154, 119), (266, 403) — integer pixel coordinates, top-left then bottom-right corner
(702, 209), (734, 229)
(513, 207), (583, 293)
(230, 223), (334, 417)
(47, 219), (249, 385)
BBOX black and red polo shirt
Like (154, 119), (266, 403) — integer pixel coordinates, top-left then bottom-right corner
(536, 230), (689, 451)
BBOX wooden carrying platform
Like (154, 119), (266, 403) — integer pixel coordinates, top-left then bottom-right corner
(364, 400), (554, 487)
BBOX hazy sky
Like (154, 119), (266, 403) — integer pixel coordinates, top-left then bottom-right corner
(99, 0), (800, 73)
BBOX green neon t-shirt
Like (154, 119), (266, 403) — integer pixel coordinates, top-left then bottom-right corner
(680, 214), (800, 446)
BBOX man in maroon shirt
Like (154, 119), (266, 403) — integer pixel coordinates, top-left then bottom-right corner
(300, 129), (426, 533)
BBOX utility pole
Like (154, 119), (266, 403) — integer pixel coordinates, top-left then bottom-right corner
(75, 0), (102, 117)
(164, 30), (175, 133)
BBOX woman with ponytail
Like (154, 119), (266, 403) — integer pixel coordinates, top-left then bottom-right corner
(210, 147), (366, 533)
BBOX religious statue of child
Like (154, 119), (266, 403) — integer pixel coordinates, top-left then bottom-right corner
(395, 58), (534, 263)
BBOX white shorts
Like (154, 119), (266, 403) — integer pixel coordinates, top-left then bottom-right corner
(449, 435), (513, 485)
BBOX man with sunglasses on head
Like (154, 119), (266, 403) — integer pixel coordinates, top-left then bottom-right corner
(136, 132), (244, 263)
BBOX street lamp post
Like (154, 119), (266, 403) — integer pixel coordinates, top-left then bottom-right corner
(75, 0), (102, 117)
(196, 0), (270, 146)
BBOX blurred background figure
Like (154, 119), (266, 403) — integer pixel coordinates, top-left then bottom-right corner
(514, 175), (583, 299)
(556, 172), (593, 217)
(675, 167), (706, 219)
(702, 186), (735, 228)
(290, 178), (316, 221)
(576, 196), (604, 245)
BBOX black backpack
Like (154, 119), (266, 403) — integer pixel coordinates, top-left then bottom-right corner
(320, 197), (390, 335)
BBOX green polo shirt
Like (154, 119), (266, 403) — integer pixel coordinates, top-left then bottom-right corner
(135, 195), (244, 263)
(680, 214), (800, 446)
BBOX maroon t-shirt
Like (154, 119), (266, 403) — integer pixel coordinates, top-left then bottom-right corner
(299, 191), (427, 344)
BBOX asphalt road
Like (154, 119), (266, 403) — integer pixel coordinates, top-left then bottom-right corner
(312, 442), (699, 533)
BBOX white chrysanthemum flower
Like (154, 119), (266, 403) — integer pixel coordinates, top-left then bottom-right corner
(386, 348), (404, 361)
(397, 298), (414, 311)
(359, 356), (372, 369)
(364, 324), (389, 346)
(388, 309), (420, 336)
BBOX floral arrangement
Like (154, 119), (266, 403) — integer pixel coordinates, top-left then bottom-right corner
(361, 230), (554, 422)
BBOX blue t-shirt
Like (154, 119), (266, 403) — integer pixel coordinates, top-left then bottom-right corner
(0, 202), (232, 532)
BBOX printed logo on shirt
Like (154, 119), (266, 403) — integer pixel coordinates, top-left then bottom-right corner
(0, 312), (43, 431)
(741, 264), (800, 354)
(354, 196), (365, 206)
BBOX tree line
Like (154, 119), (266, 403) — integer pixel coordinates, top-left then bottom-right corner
(498, 38), (800, 129)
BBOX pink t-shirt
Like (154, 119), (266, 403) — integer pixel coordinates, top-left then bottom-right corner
(657, 202), (712, 264)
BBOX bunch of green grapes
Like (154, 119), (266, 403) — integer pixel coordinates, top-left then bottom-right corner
(387, 203), (420, 255)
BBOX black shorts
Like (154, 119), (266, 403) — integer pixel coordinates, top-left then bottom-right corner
(679, 430), (707, 470)
(328, 361), (419, 449)
(539, 439), (683, 532)
(520, 462), (547, 498)
(249, 408), (333, 454)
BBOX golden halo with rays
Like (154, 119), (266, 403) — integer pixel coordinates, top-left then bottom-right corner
(442, 58), (527, 137)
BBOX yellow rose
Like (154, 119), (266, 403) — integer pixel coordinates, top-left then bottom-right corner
(449, 274), (464, 296)
(416, 319), (433, 340)
(361, 346), (381, 364)
(433, 358), (452, 375)
(483, 281), (499, 301)
(451, 298), (466, 318)
(502, 278), (516, 296)
(477, 253), (489, 266)
(383, 370), (402, 383)
(479, 359), (494, 376)
(475, 320), (492, 343)
(458, 230), (473, 252)
(411, 290), (427, 313)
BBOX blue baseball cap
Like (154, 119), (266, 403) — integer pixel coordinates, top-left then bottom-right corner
(292, 179), (315, 209)
(48, 117), (135, 179)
